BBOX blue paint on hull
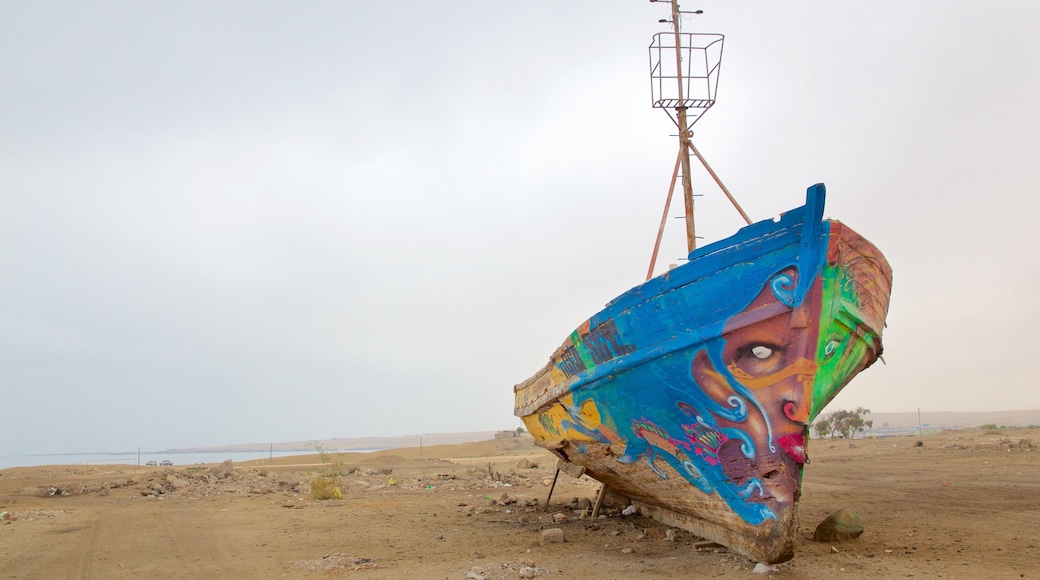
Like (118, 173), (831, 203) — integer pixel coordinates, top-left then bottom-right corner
(520, 184), (838, 530)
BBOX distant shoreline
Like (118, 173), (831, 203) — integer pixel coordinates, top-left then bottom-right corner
(0, 430), (516, 470)
(6, 413), (1040, 467)
(152, 430), (506, 455)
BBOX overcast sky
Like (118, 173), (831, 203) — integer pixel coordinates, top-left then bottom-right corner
(3, 1), (1038, 455)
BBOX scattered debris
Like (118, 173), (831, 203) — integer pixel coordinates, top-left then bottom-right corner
(2, 510), (67, 522)
(289, 553), (374, 572)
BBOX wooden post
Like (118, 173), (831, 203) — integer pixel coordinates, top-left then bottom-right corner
(687, 140), (752, 225)
(545, 468), (561, 505)
(647, 148), (684, 281)
(591, 484), (609, 518)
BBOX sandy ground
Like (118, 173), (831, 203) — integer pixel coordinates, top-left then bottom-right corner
(1, 428), (1038, 579)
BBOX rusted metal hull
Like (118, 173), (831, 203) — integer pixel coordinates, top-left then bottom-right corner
(514, 184), (892, 563)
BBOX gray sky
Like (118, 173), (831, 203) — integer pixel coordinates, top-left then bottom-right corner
(3, 1), (1038, 455)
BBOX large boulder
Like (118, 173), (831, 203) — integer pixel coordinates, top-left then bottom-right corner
(540, 528), (565, 544)
(814, 509), (865, 542)
(209, 460), (234, 480)
(165, 475), (189, 490)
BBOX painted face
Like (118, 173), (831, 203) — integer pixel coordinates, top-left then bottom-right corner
(690, 267), (820, 510)
(809, 225), (892, 419)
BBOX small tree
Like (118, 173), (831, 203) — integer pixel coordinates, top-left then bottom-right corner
(813, 417), (832, 439)
(827, 407), (874, 439)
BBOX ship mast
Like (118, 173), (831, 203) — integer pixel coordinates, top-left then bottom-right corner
(668, 0), (698, 254)
(646, 2), (751, 280)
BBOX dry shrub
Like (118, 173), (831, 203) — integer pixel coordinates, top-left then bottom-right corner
(310, 475), (343, 500)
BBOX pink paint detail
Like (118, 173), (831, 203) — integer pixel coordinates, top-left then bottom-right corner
(777, 433), (807, 464)
(783, 400), (809, 423)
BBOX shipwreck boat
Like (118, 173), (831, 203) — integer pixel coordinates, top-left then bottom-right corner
(513, 1), (892, 565)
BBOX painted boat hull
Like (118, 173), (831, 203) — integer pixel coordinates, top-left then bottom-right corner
(514, 184), (892, 563)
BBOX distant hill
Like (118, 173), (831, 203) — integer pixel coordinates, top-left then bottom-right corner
(158, 431), (507, 454)
(846, 410), (1040, 434)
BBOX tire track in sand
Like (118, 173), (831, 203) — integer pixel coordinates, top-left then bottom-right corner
(74, 514), (100, 580)
(155, 511), (207, 578)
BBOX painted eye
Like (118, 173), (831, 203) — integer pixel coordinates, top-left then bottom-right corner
(751, 345), (773, 359)
(731, 342), (786, 379)
(824, 339), (839, 357)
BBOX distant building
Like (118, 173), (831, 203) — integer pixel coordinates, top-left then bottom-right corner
(495, 430), (519, 439)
